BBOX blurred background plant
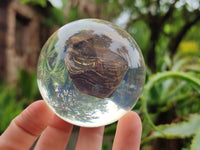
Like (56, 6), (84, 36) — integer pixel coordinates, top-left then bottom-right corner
(0, 0), (200, 149)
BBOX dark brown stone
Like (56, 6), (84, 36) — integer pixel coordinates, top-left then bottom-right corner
(65, 30), (129, 98)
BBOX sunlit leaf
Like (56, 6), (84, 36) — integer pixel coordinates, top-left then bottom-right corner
(191, 128), (200, 150)
(142, 114), (200, 143)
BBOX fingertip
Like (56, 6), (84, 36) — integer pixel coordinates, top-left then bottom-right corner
(26, 100), (53, 116)
(113, 111), (142, 150)
(120, 111), (142, 132)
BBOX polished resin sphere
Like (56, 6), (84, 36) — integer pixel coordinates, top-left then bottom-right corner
(37, 19), (145, 127)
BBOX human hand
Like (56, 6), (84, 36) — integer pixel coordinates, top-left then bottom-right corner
(0, 100), (142, 150)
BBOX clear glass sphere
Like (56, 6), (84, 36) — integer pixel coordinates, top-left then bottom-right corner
(37, 19), (145, 127)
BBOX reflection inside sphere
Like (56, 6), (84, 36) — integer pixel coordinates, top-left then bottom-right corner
(37, 19), (145, 127)
(65, 30), (129, 99)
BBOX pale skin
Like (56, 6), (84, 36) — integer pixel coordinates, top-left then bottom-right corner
(0, 100), (142, 150)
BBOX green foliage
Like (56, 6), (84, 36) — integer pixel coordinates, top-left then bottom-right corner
(95, 0), (108, 4)
(18, 70), (39, 100)
(44, 7), (66, 26)
(20, 0), (69, 8)
(102, 143), (109, 150)
(67, 6), (79, 22)
(0, 71), (40, 134)
(20, 0), (66, 26)
(139, 49), (200, 149)
(128, 20), (150, 58)
(142, 114), (200, 142)
(0, 84), (24, 134)
(37, 34), (69, 88)
(21, 0), (47, 7)
(104, 123), (117, 135)
(191, 129), (200, 150)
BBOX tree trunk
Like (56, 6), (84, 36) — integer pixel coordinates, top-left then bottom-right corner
(146, 15), (162, 72)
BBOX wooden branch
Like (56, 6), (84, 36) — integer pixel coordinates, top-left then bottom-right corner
(161, 0), (178, 26)
(156, 0), (161, 13)
(169, 12), (200, 56)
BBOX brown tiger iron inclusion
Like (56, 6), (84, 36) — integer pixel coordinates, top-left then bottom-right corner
(65, 30), (129, 99)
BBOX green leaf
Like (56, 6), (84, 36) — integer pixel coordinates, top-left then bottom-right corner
(43, 7), (65, 26)
(141, 71), (200, 135)
(191, 128), (200, 150)
(0, 87), (24, 134)
(20, 0), (47, 7)
(68, 6), (78, 22)
(142, 114), (200, 143)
